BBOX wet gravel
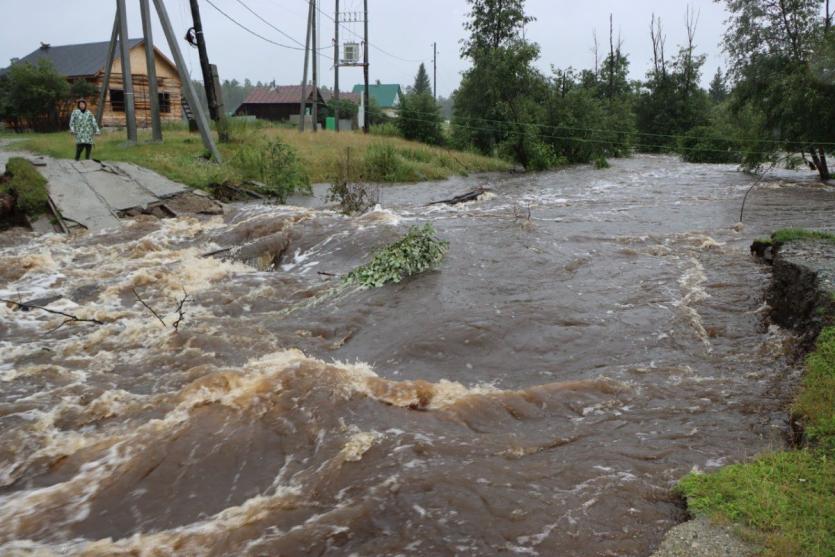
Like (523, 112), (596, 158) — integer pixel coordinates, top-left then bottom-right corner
(650, 518), (757, 557)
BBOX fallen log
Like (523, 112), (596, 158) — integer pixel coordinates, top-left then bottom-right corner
(426, 186), (490, 206)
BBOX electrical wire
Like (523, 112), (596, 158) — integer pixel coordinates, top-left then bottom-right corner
(388, 105), (835, 148)
(204, 0), (309, 51)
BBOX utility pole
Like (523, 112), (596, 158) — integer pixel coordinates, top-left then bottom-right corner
(152, 0), (222, 161)
(311, 0), (318, 132)
(298, 0), (313, 132)
(188, 0), (228, 142)
(334, 0), (340, 132)
(140, 0), (162, 141)
(363, 0), (369, 134)
(433, 42), (437, 99)
(116, 0), (137, 142)
(96, 14), (120, 126)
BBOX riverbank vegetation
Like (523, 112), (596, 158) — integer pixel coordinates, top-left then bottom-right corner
(679, 229), (835, 557)
(8, 125), (510, 192)
(1, 157), (48, 216)
(416, 0), (833, 178)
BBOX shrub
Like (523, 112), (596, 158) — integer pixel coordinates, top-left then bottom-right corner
(327, 148), (379, 214)
(594, 156), (610, 169)
(2, 157), (49, 216)
(679, 124), (743, 164)
(229, 139), (310, 202)
(369, 122), (401, 138)
(363, 143), (417, 182)
(346, 224), (449, 288)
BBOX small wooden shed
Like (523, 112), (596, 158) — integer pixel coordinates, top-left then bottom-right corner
(9, 39), (184, 128)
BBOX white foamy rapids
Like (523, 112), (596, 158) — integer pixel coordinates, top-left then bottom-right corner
(673, 257), (712, 349)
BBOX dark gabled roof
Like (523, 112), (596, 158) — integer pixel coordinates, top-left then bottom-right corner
(320, 90), (361, 104)
(6, 39), (143, 77)
(240, 86), (322, 105)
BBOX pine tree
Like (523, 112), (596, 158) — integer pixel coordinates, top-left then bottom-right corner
(413, 63), (432, 96)
(708, 67), (727, 103)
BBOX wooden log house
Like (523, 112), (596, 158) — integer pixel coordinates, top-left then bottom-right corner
(6, 39), (183, 128)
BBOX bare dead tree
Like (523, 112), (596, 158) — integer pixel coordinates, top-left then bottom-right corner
(1, 298), (104, 334)
(683, 5), (700, 101)
(650, 14), (667, 78)
(592, 29), (599, 75)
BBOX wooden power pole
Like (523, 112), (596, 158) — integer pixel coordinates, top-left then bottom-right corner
(116, 0), (137, 142)
(140, 0), (162, 141)
(96, 14), (120, 126)
(334, 0), (340, 132)
(298, 0), (313, 132)
(311, 0), (318, 132)
(188, 0), (227, 142)
(433, 42), (437, 99)
(363, 0), (369, 134)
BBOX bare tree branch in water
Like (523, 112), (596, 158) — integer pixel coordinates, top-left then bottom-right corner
(131, 287), (191, 331)
(172, 289), (190, 331)
(131, 288), (167, 328)
(1, 298), (104, 334)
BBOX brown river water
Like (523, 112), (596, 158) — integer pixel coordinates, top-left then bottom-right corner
(1, 155), (834, 556)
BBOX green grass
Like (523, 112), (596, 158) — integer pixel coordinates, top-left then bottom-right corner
(8, 125), (510, 192)
(678, 450), (834, 557)
(794, 327), (835, 451)
(678, 311), (835, 556)
(2, 157), (49, 216)
(771, 228), (835, 244)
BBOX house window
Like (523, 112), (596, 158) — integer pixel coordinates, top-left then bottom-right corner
(158, 92), (171, 113)
(110, 89), (125, 112)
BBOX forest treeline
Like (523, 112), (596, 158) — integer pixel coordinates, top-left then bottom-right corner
(439, 0), (834, 179)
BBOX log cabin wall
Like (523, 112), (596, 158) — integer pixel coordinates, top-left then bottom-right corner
(91, 45), (184, 128)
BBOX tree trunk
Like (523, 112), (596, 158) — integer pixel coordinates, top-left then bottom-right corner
(816, 147), (831, 180)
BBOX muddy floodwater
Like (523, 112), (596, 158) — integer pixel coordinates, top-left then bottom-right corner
(1, 155), (834, 556)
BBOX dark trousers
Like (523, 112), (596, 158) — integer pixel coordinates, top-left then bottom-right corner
(75, 143), (92, 161)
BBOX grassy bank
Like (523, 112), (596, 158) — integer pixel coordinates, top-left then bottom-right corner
(1, 157), (49, 216)
(678, 230), (835, 557)
(7, 124), (510, 191)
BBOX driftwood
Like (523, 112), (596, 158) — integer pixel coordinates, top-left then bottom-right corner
(427, 186), (489, 206)
(1, 297), (104, 334)
(201, 230), (291, 271)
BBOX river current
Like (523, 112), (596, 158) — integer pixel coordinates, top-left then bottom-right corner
(1, 155), (833, 556)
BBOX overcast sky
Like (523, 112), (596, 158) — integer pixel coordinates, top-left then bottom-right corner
(0, 0), (731, 97)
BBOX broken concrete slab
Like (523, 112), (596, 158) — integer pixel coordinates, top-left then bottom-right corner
(109, 162), (189, 198)
(39, 160), (122, 231)
(71, 160), (157, 212)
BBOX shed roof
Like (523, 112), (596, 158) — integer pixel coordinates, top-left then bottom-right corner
(351, 83), (402, 108)
(6, 39), (144, 77)
(241, 86), (322, 105)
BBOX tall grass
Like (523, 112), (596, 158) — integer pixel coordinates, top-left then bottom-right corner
(8, 125), (509, 192)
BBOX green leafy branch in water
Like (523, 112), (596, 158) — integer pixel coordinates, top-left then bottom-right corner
(345, 224), (449, 288)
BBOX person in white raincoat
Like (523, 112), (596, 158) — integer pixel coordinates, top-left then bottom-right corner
(69, 99), (100, 161)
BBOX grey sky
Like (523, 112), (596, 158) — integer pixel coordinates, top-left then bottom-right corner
(0, 0), (730, 98)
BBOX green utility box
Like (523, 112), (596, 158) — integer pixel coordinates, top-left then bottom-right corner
(325, 117), (336, 130)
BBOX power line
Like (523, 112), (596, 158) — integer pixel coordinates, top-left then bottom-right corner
(233, 0), (307, 48)
(204, 0), (308, 51)
(394, 106), (835, 148)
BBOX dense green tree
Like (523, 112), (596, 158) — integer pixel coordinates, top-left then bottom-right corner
(709, 67), (728, 103)
(635, 10), (711, 152)
(453, 0), (552, 168)
(411, 63), (432, 96)
(398, 65), (444, 145)
(0, 60), (70, 131)
(721, 0), (834, 179)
